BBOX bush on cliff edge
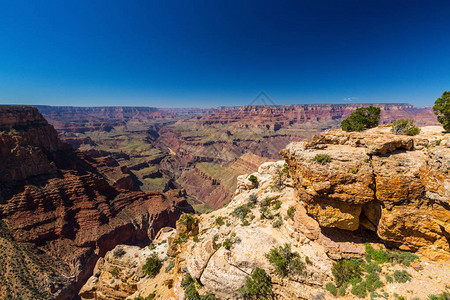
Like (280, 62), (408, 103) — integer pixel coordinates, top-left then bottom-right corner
(391, 119), (420, 136)
(433, 91), (450, 132)
(341, 106), (381, 132)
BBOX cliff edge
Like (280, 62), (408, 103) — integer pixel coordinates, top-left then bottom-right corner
(80, 126), (450, 299)
(281, 125), (449, 259)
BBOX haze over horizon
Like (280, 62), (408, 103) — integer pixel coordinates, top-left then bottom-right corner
(1, 0), (449, 107)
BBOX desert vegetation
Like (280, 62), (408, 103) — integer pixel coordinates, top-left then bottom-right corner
(433, 91), (450, 132)
(326, 244), (419, 298)
(265, 243), (306, 277)
(391, 119), (420, 135)
(239, 267), (273, 299)
(142, 253), (162, 277)
(181, 273), (217, 300)
(312, 153), (332, 165)
(341, 106), (381, 132)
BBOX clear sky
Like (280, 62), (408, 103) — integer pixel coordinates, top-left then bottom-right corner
(0, 0), (449, 107)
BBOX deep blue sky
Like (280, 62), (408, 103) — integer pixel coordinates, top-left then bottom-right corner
(0, 0), (449, 107)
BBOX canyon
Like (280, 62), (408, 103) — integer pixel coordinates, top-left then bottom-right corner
(80, 125), (450, 299)
(38, 103), (438, 210)
(0, 103), (445, 299)
(0, 106), (193, 299)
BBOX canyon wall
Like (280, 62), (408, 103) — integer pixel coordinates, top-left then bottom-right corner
(0, 106), (193, 299)
(38, 104), (439, 209)
(281, 125), (450, 259)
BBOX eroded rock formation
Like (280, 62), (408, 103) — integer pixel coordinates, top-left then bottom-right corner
(281, 125), (450, 259)
(81, 157), (450, 300)
(0, 106), (193, 299)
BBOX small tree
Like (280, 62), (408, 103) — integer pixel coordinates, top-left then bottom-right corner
(433, 91), (450, 132)
(248, 175), (258, 185)
(239, 267), (273, 299)
(342, 106), (381, 132)
(142, 253), (162, 277)
(391, 119), (420, 136)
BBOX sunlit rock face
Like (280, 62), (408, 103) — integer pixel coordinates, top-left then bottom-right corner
(281, 125), (450, 258)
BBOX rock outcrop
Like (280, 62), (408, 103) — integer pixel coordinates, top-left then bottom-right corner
(281, 125), (450, 259)
(0, 106), (193, 299)
(81, 155), (450, 299)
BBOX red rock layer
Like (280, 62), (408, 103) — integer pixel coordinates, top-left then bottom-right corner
(0, 106), (193, 299)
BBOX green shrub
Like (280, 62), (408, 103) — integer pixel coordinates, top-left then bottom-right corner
(248, 193), (258, 205)
(351, 281), (367, 298)
(391, 119), (421, 136)
(239, 267), (273, 299)
(305, 256), (312, 265)
(282, 163), (290, 177)
(338, 282), (349, 296)
(287, 206), (296, 219)
(365, 272), (383, 292)
(332, 258), (364, 287)
(428, 292), (450, 300)
(142, 253), (162, 277)
(174, 232), (189, 245)
(223, 238), (233, 250)
(433, 91), (450, 132)
(385, 274), (393, 283)
(342, 106), (381, 132)
(181, 273), (200, 300)
(232, 204), (251, 222)
(325, 282), (338, 296)
(260, 195), (280, 208)
(248, 175), (258, 185)
(389, 250), (418, 267)
(165, 260), (175, 273)
(312, 154), (332, 165)
(260, 207), (274, 219)
(393, 270), (411, 283)
(113, 247), (126, 258)
(365, 244), (389, 264)
(215, 216), (225, 226)
(272, 200), (282, 210)
(179, 213), (196, 227)
(364, 262), (381, 274)
(133, 292), (156, 300)
(265, 244), (305, 277)
(111, 266), (119, 278)
(272, 218), (283, 228)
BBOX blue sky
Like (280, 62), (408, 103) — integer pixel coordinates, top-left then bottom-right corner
(0, 0), (449, 107)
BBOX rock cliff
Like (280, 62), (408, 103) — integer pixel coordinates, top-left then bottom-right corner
(80, 130), (450, 299)
(281, 125), (450, 259)
(0, 106), (193, 299)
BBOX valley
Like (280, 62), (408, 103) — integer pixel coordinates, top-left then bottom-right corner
(39, 103), (438, 210)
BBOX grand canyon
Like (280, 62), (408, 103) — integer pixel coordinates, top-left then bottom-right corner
(1, 103), (449, 299)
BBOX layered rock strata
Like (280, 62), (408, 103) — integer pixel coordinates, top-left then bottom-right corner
(81, 158), (450, 299)
(0, 106), (192, 299)
(281, 125), (450, 258)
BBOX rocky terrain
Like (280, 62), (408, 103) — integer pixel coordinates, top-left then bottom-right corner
(0, 106), (193, 299)
(281, 125), (450, 259)
(38, 103), (439, 210)
(80, 125), (450, 300)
